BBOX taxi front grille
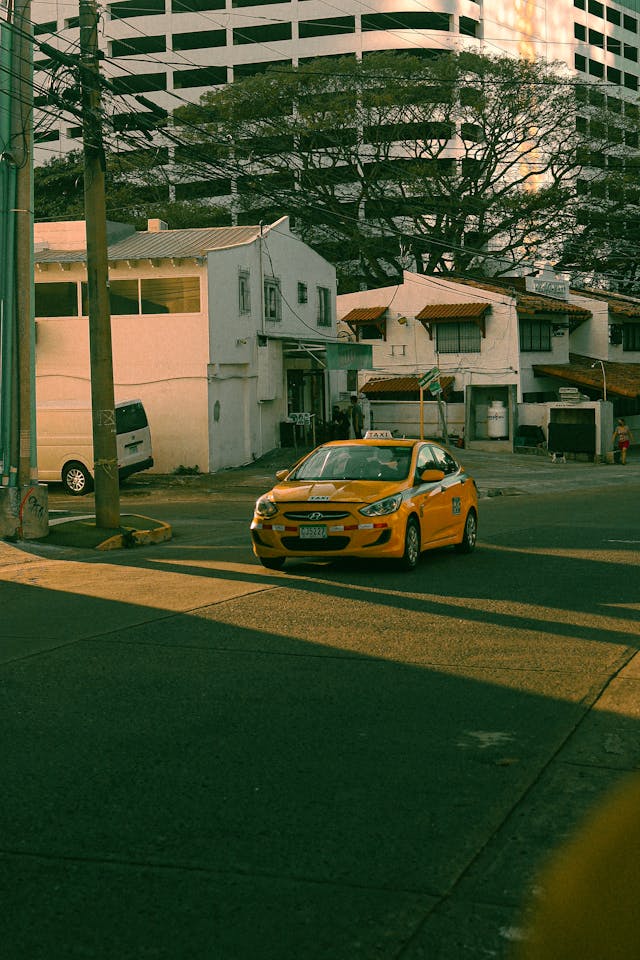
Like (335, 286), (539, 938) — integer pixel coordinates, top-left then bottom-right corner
(283, 510), (350, 521)
(280, 536), (350, 552)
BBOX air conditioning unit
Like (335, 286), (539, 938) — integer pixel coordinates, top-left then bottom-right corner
(558, 387), (583, 403)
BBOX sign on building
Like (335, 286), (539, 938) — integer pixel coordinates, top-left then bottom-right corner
(325, 343), (373, 370)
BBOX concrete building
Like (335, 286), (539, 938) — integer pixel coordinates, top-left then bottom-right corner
(33, 0), (640, 166)
(336, 270), (640, 453)
(34, 216), (337, 473)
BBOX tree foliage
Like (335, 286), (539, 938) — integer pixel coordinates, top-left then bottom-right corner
(173, 51), (622, 290)
(33, 149), (228, 230)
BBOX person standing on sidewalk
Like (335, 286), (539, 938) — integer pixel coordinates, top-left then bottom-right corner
(350, 394), (364, 439)
(612, 418), (633, 464)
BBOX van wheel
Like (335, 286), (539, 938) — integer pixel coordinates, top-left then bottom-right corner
(62, 461), (93, 496)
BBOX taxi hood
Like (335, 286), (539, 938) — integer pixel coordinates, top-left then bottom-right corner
(271, 479), (404, 504)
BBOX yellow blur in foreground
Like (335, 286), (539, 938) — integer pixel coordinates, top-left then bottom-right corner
(518, 773), (640, 960)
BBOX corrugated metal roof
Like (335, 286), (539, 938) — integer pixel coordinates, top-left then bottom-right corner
(361, 375), (454, 395)
(341, 306), (388, 323)
(450, 276), (591, 318)
(415, 302), (489, 321)
(533, 353), (640, 400)
(34, 225), (262, 264)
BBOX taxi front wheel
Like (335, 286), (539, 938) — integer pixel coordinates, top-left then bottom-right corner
(455, 509), (477, 554)
(400, 517), (421, 570)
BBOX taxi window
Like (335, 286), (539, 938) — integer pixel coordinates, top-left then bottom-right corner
(431, 446), (459, 475)
(416, 445), (437, 475)
(293, 445), (411, 481)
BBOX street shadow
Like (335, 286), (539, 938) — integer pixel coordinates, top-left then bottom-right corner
(1, 546), (640, 958)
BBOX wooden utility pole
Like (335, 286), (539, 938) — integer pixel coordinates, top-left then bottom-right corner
(11, 0), (35, 487)
(79, 0), (120, 528)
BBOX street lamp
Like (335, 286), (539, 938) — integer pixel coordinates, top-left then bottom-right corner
(591, 360), (607, 402)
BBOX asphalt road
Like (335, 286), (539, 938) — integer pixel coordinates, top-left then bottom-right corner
(2, 482), (639, 959)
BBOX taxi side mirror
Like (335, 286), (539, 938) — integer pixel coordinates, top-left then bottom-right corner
(420, 468), (446, 483)
(275, 469), (290, 482)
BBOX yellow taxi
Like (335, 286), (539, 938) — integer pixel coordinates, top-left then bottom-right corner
(251, 431), (478, 570)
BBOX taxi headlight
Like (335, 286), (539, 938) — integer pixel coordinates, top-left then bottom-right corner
(360, 494), (403, 517)
(255, 496), (278, 518)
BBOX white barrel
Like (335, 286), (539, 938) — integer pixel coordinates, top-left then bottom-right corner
(487, 400), (508, 439)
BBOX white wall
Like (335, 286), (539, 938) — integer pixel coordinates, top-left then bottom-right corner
(34, 262), (211, 475)
(368, 400), (466, 440)
(337, 271), (520, 396)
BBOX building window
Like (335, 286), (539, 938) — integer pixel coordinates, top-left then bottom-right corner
(299, 16), (355, 38)
(297, 282), (308, 304)
(110, 0), (165, 20)
(81, 277), (200, 315)
(111, 35), (166, 57)
(239, 270), (251, 314)
(520, 318), (552, 352)
(174, 66), (227, 88)
(391, 344), (407, 356)
(317, 286), (331, 327)
(624, 13), (638, 32)
(607, 7), (621, 25)
(233, 22), (292, 44)
(623, 323), (640, 350)
(34, 282), (79, 317)
(173, 29), (226, 51)
(357, 323), (384, 341)
(436, 322), (481, 353)
(574, 23), (586, 40)
(264, 277), (282, 322)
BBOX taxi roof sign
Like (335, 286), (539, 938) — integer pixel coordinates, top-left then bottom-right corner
(364, 430), (393, 439)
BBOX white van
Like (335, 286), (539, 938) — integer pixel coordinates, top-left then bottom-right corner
(36, 399), (154, 495)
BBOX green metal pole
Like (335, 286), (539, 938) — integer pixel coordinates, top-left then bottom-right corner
(0, 17), (17, 487)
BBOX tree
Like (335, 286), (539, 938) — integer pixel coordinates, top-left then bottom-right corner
(556, 86), (640, 293)
(173, 51), (623, 290)
(34, 149), (228, 229)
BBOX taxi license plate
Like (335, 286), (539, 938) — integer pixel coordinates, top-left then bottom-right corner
(300, 525), (327, 540)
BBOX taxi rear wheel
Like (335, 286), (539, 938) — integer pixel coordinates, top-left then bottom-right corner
(400, 517), (421, 570)
(455, 509), (477, 554)
(259, 556), (286, 570)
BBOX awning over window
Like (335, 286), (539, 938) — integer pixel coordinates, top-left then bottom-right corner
(361, 375), (455, 399)
(533, 353), (640, 400)
(415, 301), (490, 338)
(341, 306), (387, 337)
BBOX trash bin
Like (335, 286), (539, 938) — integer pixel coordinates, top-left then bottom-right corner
(279, 420), (295, 446)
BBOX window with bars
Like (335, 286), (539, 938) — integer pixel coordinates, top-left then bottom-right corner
(519, 318), (552, 352)
(264, 278), (282, 322)
(435, 322), (481, 353)
(317, 286), (331, 327)
(239, 270), (251, 314)
(623, 323), (640, 350)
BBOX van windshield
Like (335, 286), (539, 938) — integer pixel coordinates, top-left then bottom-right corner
(116, 402), (148, 434)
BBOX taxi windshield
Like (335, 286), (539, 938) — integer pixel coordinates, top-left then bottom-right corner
(292, 445), (412, 482)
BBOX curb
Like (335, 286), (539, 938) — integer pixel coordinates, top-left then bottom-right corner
(96, 516), (173, 551)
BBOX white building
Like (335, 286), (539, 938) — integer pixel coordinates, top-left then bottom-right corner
(34, 216), (337, 473)
(33, 0), (640, 165)
(337, 270), (640, 451)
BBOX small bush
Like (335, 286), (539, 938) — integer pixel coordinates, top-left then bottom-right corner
(173, 464), (200, 475)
